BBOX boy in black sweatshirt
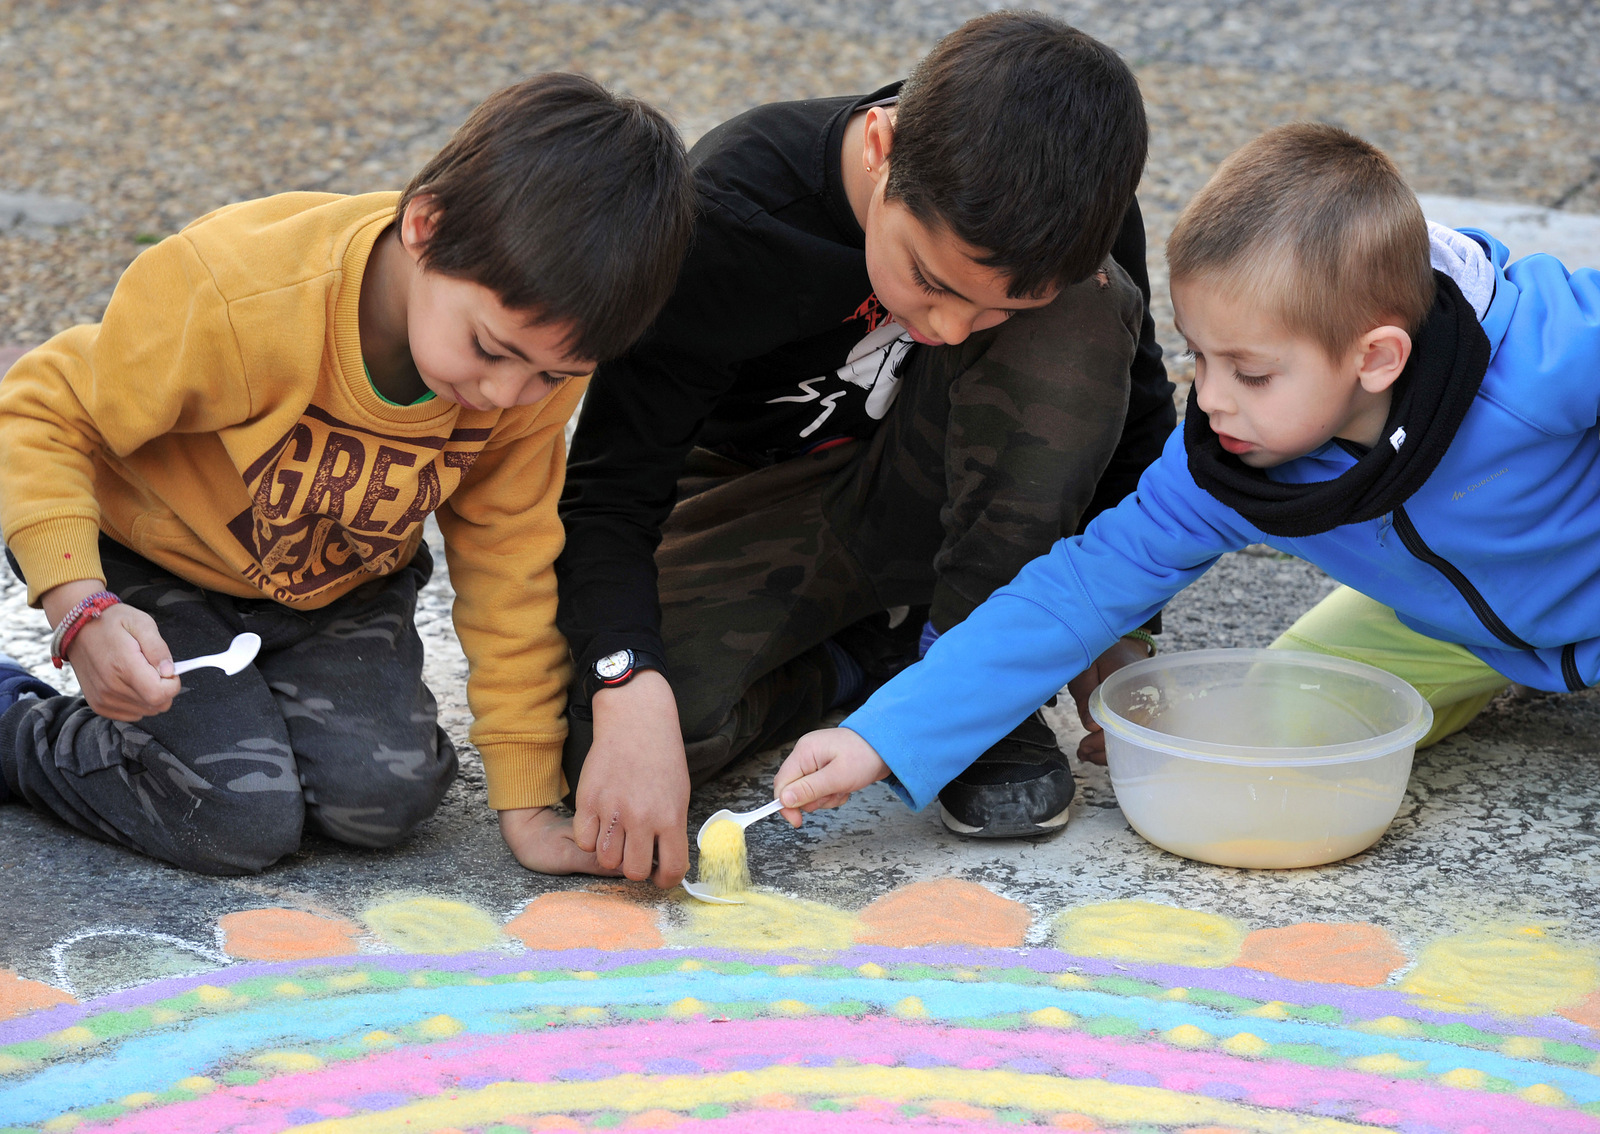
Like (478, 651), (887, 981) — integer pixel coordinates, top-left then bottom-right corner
(541, 12), (1172, 886)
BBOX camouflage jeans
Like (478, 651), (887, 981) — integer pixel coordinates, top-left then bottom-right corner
(0, 537), (456, 875)
(563, 258), (1145, 790)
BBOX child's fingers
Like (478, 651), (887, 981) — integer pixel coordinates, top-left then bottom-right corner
(652, 827), (689, 890)
(101, 622), (175, 715)
(118, 614), (180, 704)
(571, 805), (602, 854)
(498, 807), (626, 877)
(121, 610), (173, 668)
(619, 827), (655, 882)
(593, 810), (626, 871)
(773, 751), (811, 825)
(774, 736), (824, 787)
(776, 728), (890, 821)
(1076, 728), (1108, 765)
(778, 755), (858, 811)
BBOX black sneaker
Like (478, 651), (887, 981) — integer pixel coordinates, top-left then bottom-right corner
(937, 707), (1074, 838)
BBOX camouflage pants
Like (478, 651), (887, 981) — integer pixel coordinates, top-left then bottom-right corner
(563, 259), (1145, 790)
(0, 538), (456, 875)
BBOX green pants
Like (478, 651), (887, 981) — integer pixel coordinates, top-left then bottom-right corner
(1270, 586), (1510, 749)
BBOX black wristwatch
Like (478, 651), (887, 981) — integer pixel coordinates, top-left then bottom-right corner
(582, 647), (666, 701)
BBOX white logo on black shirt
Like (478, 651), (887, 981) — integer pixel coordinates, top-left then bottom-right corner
(765, 322), (913, 438)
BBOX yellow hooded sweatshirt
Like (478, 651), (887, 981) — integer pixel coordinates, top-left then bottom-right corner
(0, 191), (585, 809)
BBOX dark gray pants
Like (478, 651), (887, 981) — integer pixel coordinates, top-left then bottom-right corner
(564, 261), (1145, 792)
(0, 538), (456, 875)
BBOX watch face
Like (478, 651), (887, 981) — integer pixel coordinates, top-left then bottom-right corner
(595, 649), (634, 682)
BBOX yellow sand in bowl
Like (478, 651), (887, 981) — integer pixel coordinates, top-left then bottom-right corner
(697, 818), (750, 895)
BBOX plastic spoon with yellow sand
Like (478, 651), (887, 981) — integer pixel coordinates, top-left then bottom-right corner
(682, 799), (784, 905)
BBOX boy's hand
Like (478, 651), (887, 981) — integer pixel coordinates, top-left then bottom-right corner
(1066, 635), (1154, 765)
(498, 806), (625, 876)
(572, 670), (691, 889)
(774, 727), (889, 826)
(42, 581), (181, 721)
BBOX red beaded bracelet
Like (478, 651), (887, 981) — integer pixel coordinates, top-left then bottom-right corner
(49, 591), (122, 669)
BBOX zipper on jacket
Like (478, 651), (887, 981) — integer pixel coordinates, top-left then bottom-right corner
(1391, 505), (1534, 651)
(1392, 508), (1587, 693)
(1561, 643), (1585, 693)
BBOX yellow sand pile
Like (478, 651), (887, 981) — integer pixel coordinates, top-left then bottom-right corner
(697, 818), (751, 895)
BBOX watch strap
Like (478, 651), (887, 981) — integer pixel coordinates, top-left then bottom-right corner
(582, 647), (667, 700)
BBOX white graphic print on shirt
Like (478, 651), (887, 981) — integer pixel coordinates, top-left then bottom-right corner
(765, 321), (914, 438)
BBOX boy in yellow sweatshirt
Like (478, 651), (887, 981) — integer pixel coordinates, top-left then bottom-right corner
(0, 74), (694, 875)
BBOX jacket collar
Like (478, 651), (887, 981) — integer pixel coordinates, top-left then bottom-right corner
(1458, 228), (1516, 363)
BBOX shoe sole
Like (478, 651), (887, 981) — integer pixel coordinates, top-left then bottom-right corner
(939, 803), (1071, 839)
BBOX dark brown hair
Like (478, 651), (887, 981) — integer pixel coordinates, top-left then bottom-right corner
(399, 73), (694, 362)
(886, 10), (1148, 297)
(1168, 123), (1435, 357)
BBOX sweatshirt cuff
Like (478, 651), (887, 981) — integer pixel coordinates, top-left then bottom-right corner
(840, 720), (936, 812)
(479, 738), (568, 810)
(4, 515), (105, 605)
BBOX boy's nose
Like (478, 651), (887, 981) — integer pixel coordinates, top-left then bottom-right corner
(480, 372), (524, 409)
(1193, 368), (1231, 416)
(928, 305), (975, 346)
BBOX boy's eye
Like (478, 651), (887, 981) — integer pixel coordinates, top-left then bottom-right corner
(1234, 370), (1270, 388)
(473, 337), (505, 362)
(910, 264), (947, 298)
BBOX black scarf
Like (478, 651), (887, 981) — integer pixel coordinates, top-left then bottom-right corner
(1185, 271), (1490, 538)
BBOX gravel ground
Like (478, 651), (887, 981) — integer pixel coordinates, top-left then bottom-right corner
(3, 0), (1598, 380)
(2, 1), (1598, 975)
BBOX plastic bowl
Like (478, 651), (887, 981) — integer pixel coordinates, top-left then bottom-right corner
(1087, 649), (1432, 868)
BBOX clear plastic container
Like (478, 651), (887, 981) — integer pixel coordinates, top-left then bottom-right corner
(1087, 649), (1432, 868)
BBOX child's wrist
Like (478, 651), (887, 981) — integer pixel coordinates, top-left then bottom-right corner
(49, 590), (122, 669)
(1121, 628), (1157, 657)
(41, 578), (109, 627)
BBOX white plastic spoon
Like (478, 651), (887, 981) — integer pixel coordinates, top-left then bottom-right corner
(681, 880), (743, 905)
(681, 799), (786, 905)
(696, 798), (784, 848)
(172, 632), (262, 676)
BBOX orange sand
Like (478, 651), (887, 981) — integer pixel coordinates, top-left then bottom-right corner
(1557, 989), (1600, 1029)
(505, 891), (665, 951)
(0, 968), (75, 1021)
(1235, 922), (1406, 987)
(218, 908), (361, 961)
(855, 879), (1031, 947)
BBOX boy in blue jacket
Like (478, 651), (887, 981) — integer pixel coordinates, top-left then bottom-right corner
(772, 123), (1600, 819)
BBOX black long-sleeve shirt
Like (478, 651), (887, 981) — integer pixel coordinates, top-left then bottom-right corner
(556, 85), (1172, 677)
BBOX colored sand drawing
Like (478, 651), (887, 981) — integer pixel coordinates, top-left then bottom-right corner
(1400, 926), (1600, 1018)
(0, 887), (1597, 1133)
(1055, 901), (1247, 968)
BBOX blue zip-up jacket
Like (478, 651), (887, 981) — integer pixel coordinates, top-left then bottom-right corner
(845, 231), (1600, 811)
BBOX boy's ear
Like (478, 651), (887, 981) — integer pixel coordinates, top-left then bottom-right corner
(1355, 324), (1412, 394)
(861, 106), (895, 186)
(399, 193), (443, 259)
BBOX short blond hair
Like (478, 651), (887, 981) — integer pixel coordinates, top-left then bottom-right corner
(1168, 124), (1435, 358)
